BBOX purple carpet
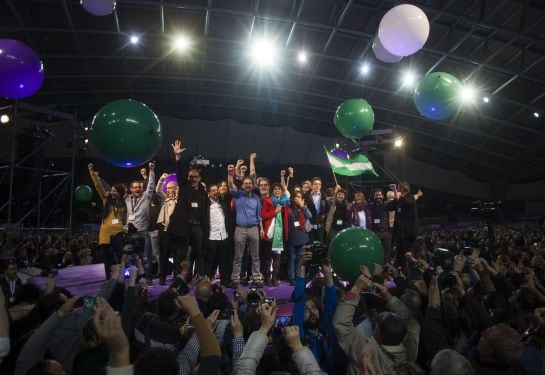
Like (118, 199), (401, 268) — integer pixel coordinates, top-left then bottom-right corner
(31, 264), (295, 315)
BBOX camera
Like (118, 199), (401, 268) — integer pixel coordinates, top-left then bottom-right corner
(170, 276), (190, 296)
(305, 242), (329, 271)
(264, 297), (275, 306)
(247, 287), (261, 309)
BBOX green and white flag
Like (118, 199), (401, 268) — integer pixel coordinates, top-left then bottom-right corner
(324, 146), (378, 177)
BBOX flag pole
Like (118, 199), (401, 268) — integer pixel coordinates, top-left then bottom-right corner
(331, 169), (339, 186)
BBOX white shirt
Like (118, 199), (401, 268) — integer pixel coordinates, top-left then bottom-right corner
(311, 191), (321, 215)
(357, 210), (367, 228)
(209, 200), (228, 240)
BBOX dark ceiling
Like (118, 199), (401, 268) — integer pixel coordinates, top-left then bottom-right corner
(1, 0), (545, 185)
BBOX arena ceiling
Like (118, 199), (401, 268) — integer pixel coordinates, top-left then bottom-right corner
(1, 0), (545, 186)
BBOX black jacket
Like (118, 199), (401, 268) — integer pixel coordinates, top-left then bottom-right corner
(392, 194), (418, 238)
(303, 191), (326, 226)
(203, 195), (234, 240)
(166, 159), (208, 238)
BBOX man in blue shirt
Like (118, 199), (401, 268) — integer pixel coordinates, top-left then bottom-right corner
(227, 164), (264, 288)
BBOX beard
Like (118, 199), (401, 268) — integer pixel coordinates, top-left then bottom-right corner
(304, 315), (320, 330)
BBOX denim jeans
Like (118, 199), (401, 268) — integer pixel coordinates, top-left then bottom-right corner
(288, 244), (303, 281)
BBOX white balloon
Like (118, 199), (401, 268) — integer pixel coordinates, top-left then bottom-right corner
(372, 36), (402, 63)
(81, 0), (116, 16)
(378, 4), (430, 57)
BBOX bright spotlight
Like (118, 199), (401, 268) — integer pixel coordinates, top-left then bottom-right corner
(84, 126), (89, 131)
(249, 39), (278, 67)
(130, 35), (140, 45)
(394, 137), (403, 148)
(335, 143), (340, 148)
(402, 71), (417, 88)
(460, 86), (476, 103)
(483, 96), (490, 103)
(0, 114), (9, 124)
(173, 35), (191, 52)
(297, 51), (308, 64)
(534, 112), (540, 118)
(84, 138), (89, 144)
(361, 63), (371, 75)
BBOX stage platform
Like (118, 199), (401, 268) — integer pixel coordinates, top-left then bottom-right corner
(31, 264), (295, 315)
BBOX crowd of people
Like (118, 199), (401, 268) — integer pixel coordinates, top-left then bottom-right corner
(0, 138), (544, 374)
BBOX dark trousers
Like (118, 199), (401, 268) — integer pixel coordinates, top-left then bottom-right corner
(260, 239), (273, 280)
(394, 233), (415, 271)
(100, 243), (117, 279)
(375, 231), (393, 263)
(159, 231), (186, 277)
(309, 225), (323, 243)
(185, 224), (205, 277)
(205, 238), (230, 283)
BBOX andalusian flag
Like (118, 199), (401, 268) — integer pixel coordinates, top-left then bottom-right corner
(324, 146), (378, 177)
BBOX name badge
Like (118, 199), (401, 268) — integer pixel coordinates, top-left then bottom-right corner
(191, 202), (199, 208)
(374, 219), (380, 224)
(336, 220), (343, 225)
(112, 219), (119, 225)
(294, 221), (300, 227)
(128, 215), (135, 221)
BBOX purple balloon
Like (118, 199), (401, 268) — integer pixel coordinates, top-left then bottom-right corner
(331, 148), (349, 160)
(0, 39), (44, 99)
(162, 174), (177, 192)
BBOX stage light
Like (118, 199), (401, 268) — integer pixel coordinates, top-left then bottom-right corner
(297, 51), (308, 64)
(335, 143), (340, 148)
(130, 35), (140, 45)
(402, 71), (416, 88)
(249, 39), (278, 67)
(173, 34), (191, 52)
(394, 137), (403, 148)
(84, 138), (89, 144)
(0, 114), (9, 124)
(533, 112), (540, 118)
(483, 96), (489, 103)
(460, 85), (476, 103)
(361, 63), (370, 75)
(84, 126), (89, 131)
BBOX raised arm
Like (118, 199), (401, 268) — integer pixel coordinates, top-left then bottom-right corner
(227, 164), (237, 192)
(88, 163), (107, 202)
(156, 173), (168, 199)
(171, 139), (186, 162)
(249, 153), (257, 177)
(144, 162), (156, 198)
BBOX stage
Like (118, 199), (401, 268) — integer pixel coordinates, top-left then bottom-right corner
(31, 264), (296, 315)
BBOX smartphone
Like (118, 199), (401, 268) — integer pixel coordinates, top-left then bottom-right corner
(74, 296), (96, 310)
(274, 315), (294, 328)
(218, 309), (234, 320)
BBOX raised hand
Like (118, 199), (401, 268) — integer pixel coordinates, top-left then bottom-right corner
(92, 297), (130, 367)
(58, 295), (82, 318)
(288, 167), (294, 176)
(88, 163), (94, 172)
(284, 326), (304, 352)
(171, 140), (186, 155)
(140, 168), (147, 179)
(227, 164), (235, 172)
(231, 310), (243, 338)
(256, 303), (277, 333)
(280, 170), (286, 177)
(148, 162), (155, 172)
(236, 159), (244, 167)
(250, 153), (257, 160)
(206, 309), (220, 329)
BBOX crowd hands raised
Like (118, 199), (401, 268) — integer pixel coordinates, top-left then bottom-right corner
(1, 137), (545, 374)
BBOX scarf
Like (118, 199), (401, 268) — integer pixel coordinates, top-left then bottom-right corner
(350, 203), (366, 227)
(271, 194), (289, 206)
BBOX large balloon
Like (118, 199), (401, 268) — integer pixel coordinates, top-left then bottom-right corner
(0, 39), (44, 99)
(378, 4), (430, 57)
(372, 36), (402, 63)
(162, 174), (177, 193)
(329, 227), (384, 283)
(90, 99), (163, 168)
(75, 185), (93, 202)
(414, 72), (462, 121)
(81, 0), (116, 16)
(334, 99), (375, 140)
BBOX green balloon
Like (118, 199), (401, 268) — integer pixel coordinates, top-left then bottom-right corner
(329, 227), (384, 282)
(414, 72), (462, 121)
(75, 185), (93, 202)
(90, 99), (162, 168)
(334, 99), (375, 139)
